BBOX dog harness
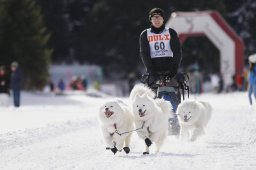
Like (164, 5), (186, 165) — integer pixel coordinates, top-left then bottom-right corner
(111, 122), (146, 136)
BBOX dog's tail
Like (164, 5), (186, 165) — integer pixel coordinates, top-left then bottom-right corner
(199, 101), (212, 113)
(155, 98), (173, 115)
(199, 101), (212, 123)
(129, 83), (155, 100)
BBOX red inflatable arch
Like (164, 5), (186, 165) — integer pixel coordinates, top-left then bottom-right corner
(166, 11), (244, 87)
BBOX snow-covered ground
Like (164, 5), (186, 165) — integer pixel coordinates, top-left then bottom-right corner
(0, 92), (256, 170)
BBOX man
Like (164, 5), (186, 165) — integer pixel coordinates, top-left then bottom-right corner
(139, 8), (182, 135)
(10, 62), (22, 107)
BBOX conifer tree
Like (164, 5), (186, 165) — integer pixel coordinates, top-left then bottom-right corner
(0, 0), (52, 90)
(80, 0), (227, 77)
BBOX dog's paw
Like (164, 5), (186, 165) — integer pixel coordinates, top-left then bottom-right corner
(123, 147), (130, 154)
(110, 147), (118, 154)
(145, 138), (152, 147)
(143, 152), (149, 155)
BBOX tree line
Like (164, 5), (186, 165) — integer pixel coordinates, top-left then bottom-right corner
(0, 0), (255, 89)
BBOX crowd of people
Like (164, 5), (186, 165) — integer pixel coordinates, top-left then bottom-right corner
(0, 62), (22, 107)
(44, 75), (90, 94)
(187, 68), (251, 95)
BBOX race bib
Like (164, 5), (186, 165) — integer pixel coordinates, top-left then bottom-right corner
(147, 28), (173, 58)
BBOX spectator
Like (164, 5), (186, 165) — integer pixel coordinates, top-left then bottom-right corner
(230, 75), (237, 91)
(48, 80), (55, 92)
(70, 76), (84, 90)
(236, 74), (243, 91)
(81, 76), (88, 90)
(248, 61), (256, 105)
(218, 73), (224, 93)
(0, 65), (10, 106)
(211, 73), (220, 93)
(10, 61), (22, 107)
(70, 76), (78, 90)
(194, 70), (202, 94)
(242, 68), (249, 91)
(57, 78), (65, 92)
(76, 76), (84, 90)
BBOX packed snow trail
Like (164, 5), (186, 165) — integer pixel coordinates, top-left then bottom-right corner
(0, 92), (256, 170)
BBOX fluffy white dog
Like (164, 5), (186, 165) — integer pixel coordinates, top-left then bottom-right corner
(176, 100), (212, 142)
(130, 84), (172, 154)
(99, 99), (134, 154)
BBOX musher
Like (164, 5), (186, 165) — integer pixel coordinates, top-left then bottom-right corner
(139, 8), (182, 135)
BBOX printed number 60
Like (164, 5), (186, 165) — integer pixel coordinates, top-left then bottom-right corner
(154, 42), (165, 50)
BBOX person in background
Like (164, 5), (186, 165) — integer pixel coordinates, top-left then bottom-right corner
(48, 80), (55, 92)
(211, 73), (220, 93)
(236, 74), (243, 91)
(0, 65), (10, 107)
(10, 61), (22, 107)
(194, 69), (202, 94)
(81, 76), (88, 90)
(57, 78), (65, 92)
(70, 76), (78, 90)
(218, 73), (224, 93)
(242, 68), (249, 91)
(76, 76), (84, 90)
(248, 60), (256, 106)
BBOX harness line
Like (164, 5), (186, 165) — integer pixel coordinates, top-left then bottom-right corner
(113, 121), (145, 136)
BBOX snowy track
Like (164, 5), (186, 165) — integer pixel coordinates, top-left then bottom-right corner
(0, 92), (256, 170)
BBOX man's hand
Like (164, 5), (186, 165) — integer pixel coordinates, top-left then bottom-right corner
(147, 72), (159, 86)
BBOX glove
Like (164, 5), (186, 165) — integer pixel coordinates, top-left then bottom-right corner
(147, 72), (159, 86)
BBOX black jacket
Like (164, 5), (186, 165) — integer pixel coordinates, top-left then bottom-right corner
(11, 68), (22, 90)
(139, 25), (182, 78)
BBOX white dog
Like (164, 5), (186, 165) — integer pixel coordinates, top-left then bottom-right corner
(130, 84), (172, 154)
(176, 100), (212, 142)
(99, 99), (134, 154)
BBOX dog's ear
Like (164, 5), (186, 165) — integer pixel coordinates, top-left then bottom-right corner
(141, 93), (146, 98)
(116, 102), (125, 113)
(116, 98), (125, 105)
(190, 101), (199, 111)
(133, 94), (139, 100)
(134, 93), (144, 100)
(146, 94), (153, 99)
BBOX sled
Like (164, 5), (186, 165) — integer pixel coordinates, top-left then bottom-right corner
(141, 73), (189, 136)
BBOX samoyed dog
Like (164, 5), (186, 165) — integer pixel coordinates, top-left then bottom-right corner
(99, 99), (134, 155)
(130, 84), (172, 154)
(176, 100), (212, 142)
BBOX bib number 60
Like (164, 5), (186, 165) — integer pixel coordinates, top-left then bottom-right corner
(154, 42), (165, 50)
